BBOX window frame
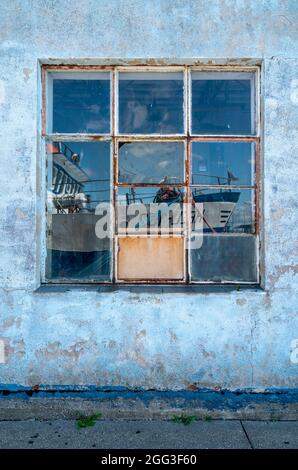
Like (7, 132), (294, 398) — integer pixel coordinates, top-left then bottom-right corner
(41, 64), (261, 285)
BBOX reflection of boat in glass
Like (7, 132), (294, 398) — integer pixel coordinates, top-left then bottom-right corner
(48, 142), (91, 213)
(47, 142), (110, 279)
(191, 170), (241, 233)
(192, 188), (240, 232)
(46, 140), (250, 279)
(122, 172), (242, 234)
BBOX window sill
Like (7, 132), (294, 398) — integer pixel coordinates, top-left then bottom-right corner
(35, 283), (263, 295)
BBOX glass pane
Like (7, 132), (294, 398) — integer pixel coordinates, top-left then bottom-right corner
(191, 188), (255, 233)
(117, 187), (185, 235)
(191, 141), (255, 186)
(51, 73), (110, 133)
(46, 141), (111, 281)
(118, 141), (184, 184)
(119, 72), (184, 134)
(191, 72), (255, 135)
(190, 234), (258, 282)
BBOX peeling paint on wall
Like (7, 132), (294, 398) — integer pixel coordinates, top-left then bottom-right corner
(0, 339), (5, 364)
(0, 80), (5, 104)
(290, 79), (298, 105)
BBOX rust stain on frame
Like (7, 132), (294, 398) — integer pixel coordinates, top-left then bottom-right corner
(117, 237), (184, 280)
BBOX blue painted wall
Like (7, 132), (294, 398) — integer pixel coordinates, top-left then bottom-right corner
(0, 0), (297, 391)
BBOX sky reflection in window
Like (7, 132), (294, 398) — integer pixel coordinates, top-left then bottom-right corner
(119, 72), (184, 134)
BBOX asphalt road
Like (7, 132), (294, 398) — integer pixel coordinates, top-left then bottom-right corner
(0, 419), (297, 449)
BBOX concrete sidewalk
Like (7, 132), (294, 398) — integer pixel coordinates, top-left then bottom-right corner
(0, 419), (297, 449)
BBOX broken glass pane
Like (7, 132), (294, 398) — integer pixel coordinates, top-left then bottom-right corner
(191, 141), (255, 186)
(190, 234), (258, 282)
(191, 72), (255, 135)
(50, 73), (110, 133)
(118, 72), (184, 134)
(191, 188), (255, 233)
(118, 141), (185, 184)
(46, 141), (112, 280)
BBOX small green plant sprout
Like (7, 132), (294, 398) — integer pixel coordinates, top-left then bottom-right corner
(203, 415), (212, 421)
(270, 415), (281, 422)
(76, 412), (102, 429)
(172, 414), (197, 425)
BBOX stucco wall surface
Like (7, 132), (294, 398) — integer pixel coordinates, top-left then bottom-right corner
(0, 0), (297, 390)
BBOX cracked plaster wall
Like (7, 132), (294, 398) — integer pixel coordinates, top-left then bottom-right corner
(0, 0), (297, 390)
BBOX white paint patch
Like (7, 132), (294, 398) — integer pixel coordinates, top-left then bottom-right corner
(0, 80), (5, 104)
(290, 79), (298, 105)
(0, 339), (5, 364)
(290, 339), (298, 364)
(15, 207), (26, 220)
(23, 68), (32, 82)
(266, 98), (278, 110)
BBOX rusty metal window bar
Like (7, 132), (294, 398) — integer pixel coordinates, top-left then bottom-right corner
(42, 65), (260, 285)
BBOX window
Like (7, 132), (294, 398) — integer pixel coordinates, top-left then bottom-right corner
(42, 66), (260, 284)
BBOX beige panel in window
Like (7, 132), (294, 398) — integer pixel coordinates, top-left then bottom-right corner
(117, 237), (184, 280)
